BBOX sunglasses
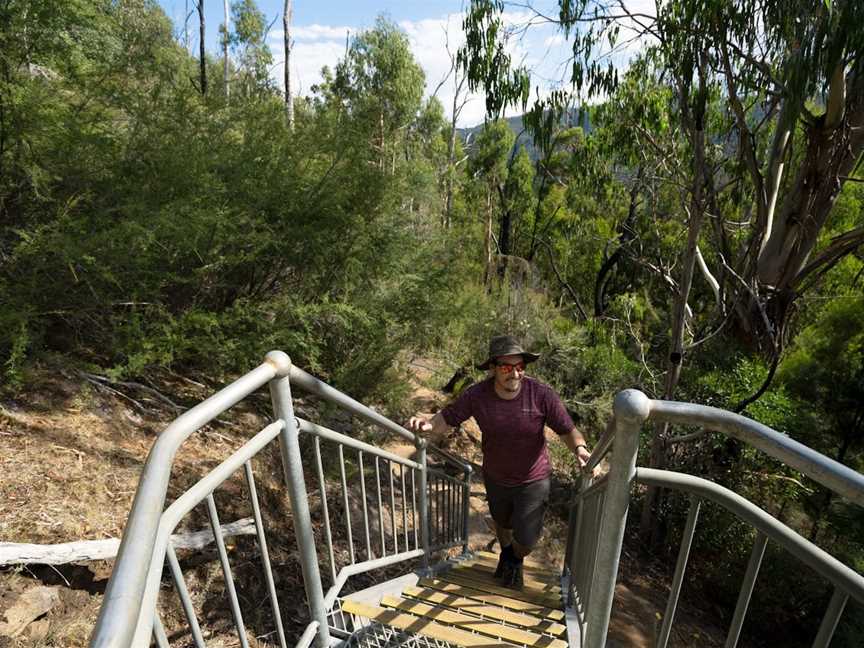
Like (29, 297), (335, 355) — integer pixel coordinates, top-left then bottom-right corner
(496, 361), (525, 374)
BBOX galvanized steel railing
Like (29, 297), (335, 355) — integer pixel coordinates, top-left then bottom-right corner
(564, 389), (864, 648)
(88, 357), (863, 648)
(89, 351), (471, 648)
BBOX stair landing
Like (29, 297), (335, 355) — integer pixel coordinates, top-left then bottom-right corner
(341, 552), (573, 647)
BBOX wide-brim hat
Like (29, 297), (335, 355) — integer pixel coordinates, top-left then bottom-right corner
(476, 335), (540, 370)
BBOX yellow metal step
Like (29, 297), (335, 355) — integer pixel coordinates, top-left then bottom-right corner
(475, 550), (560, 575)
(469, 553), (560, 581)
(418, 577), (564, 621)
(441, 570), (562, 608)
(341, 599), (513, 647)
(380, 595), (567, 648)
(454, 562), (562, 592)
(401, 585), (566, 637)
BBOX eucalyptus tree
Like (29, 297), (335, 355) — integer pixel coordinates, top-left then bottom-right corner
(469, 119), (515, 283)
(435, 22), (470, 228)
(460, 0), (864, 543)
(460, 0), (864, 360)
(228, 0), (273, 98)
(331, 17), (425, 171)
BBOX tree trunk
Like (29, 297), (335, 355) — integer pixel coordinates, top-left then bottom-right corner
(197, 0), (207, 95)
(595, 171), (641, 316)
(754, 64), (864, 336)
(0, 518), (256, 565)
(379, 112), (386, 171)
(222, 0), (230, 99)
(641, 54), (709, 544)
(483, 190), (493, 285)
(499, 202), (511, 256)
(445, 112), (457, 228)
(283, 0), (294, 130)
(184, 0), (191, 49)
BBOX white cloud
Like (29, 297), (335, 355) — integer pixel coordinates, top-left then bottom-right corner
(268, 22), (349, 98)
(292, 24), (354, 42)
(265, 5), (651, 129)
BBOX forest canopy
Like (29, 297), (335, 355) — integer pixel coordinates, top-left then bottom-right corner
(0, 0), (862, 644)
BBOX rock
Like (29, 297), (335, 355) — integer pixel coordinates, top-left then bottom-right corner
(26, 619), (50, 643)
(0, 585), (60, 638)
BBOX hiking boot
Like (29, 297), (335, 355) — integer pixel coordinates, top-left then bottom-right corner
(494, 545), (513, 579)
(503, 562), (523, 590)
(498, 558), (515, 584)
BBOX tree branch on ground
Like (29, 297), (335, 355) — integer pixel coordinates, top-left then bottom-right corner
(0, 518), (256, 565)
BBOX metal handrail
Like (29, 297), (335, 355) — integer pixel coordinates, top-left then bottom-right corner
(297, 418), (423, 470)
(569, 389), (864, 648)
(582, 416), (616, 474)
(289, 365), (418, 445)
(638, 465), (864, 648)
(649, 399), (864, 506)
(636, 468), (864, 634)
(90, 356), (285, 648)
(90, 351), (469, 648)
(132, 422), (286, 645)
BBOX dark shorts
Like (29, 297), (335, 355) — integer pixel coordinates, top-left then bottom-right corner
(484, 476), (551, 549)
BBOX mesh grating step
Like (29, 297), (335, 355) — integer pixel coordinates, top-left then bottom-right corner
(343, 620), (460, 648)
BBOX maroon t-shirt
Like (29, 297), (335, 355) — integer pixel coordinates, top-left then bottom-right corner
(440, 377), (575, 486)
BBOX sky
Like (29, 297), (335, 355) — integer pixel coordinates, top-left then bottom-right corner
(156, 1), (651, 127)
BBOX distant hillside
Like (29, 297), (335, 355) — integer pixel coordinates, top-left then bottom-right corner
(457, 109), (593, 160)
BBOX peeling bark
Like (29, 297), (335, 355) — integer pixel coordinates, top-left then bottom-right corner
(758, 65), (864, 290)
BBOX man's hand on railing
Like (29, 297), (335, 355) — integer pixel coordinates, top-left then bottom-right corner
(578, 450), (602, 479)
(407, 416), (434, 435)
(575, 445), (591, 468)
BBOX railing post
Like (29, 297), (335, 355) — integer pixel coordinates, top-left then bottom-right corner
(563, 485), (577, 582)
(461, 464), (473, 555)
(584, 389), (649, 648)
(565, 473), (592, 607)
(564, 471), (590, 577)
(267, 352), (331, 648)
(416, 437), (431, 573)
(657, 495), (701, 648)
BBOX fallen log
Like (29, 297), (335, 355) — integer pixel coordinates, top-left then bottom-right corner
(0, 517), (256, 566)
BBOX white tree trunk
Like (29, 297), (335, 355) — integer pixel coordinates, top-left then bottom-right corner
(284, 0), (294, 129)
(695, 244), (720, 309)
(0, 518), (255, 565)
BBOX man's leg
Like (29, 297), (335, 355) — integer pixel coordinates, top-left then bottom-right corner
(505, 478), (551, 588)
(496, 523), (514, 549)
(484, 478), (515, 578)
(511, 539), (532, 559)
(492, 522), (515, 577)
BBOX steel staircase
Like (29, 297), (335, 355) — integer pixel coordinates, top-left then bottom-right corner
(87, 352), (864, 648)
(338, 551), (567, 648)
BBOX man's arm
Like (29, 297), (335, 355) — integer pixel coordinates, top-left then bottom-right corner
(560, 427), (592, 468)
(407, 411), (452, 438)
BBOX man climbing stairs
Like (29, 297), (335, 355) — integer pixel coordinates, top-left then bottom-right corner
(341, 551), (569, 647)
